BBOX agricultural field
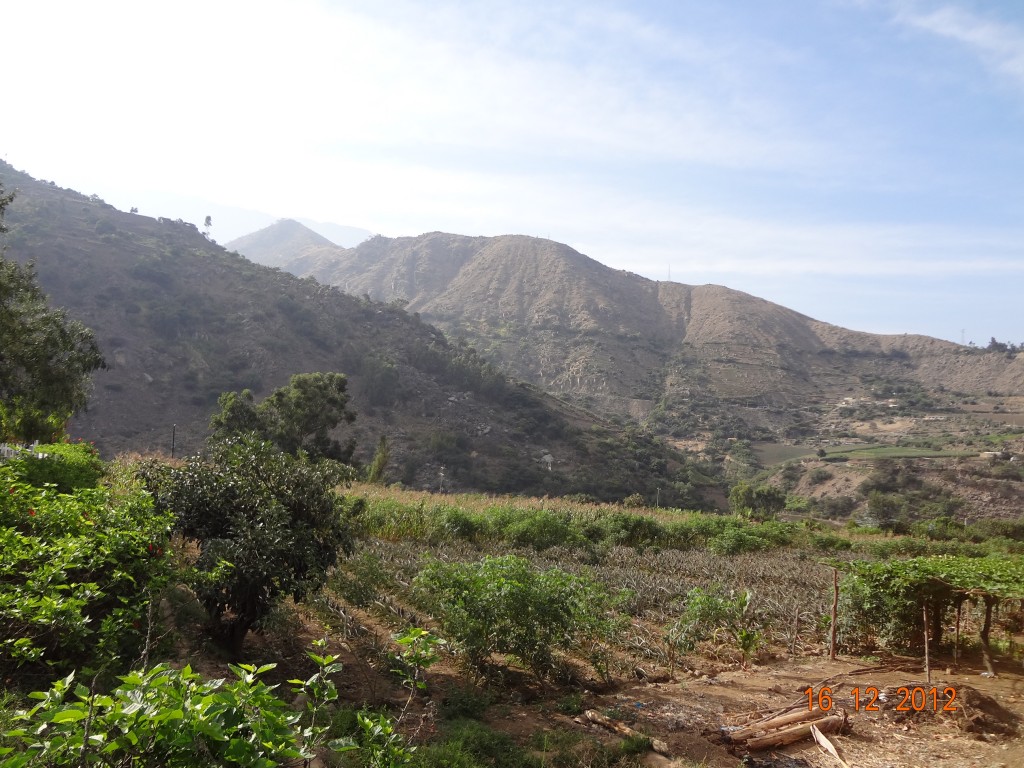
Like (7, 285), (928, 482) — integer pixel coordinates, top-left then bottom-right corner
(4, 450), (1024, 767)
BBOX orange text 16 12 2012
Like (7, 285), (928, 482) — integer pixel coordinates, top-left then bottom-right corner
(804, 685), (958, 713)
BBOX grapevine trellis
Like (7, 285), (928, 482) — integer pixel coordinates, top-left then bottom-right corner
(836, 555), (1024, 675)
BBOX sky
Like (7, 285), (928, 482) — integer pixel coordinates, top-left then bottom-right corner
(3, 0), (1023, 345)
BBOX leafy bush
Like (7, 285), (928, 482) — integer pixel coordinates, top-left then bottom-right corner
(0, 646), (352, 767)
(816, 495), (857, 519)
(443, 508), (487, 543)
(810, 533), (853, 552)
(439, 687), (492, 721)
(347, 710), (416, 767)
(596, 513), (666, 550)
(139, 437), (360, 655)
(729, 482), (786, 522)
(666, 587), (763, 664)
(0, 465), (172, 677)
(5, 441), (104, 492)
(807, 467), (833, 485)
(707, 528), (770, 555)
(414, 555), (620, 680)
(209, 372), (357, 461)
(0, 251), (105, 443)
(499, 509), (585, 551)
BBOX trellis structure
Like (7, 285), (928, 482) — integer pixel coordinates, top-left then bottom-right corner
(837, 555), (1024, 675)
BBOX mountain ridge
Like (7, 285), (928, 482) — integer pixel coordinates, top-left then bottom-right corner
(0, 161), (702, 504)
(228, 220), (1021, 443)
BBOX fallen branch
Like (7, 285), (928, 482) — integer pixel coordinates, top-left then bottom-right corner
(584, 710), (671, 757)
(736, 679), (845, 731)
(744, 711), (848, 751)
(728, 707), (829, 742)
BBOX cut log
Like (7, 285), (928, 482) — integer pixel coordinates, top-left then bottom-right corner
(728, 707), (828, 742)
(744, 712), (847, 751)
(732, 679), (844, 734)
(583, 710), (671, 756)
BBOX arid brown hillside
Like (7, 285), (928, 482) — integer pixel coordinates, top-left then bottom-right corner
(0, 162), (703, 504)
(231, 224), (1024, 442)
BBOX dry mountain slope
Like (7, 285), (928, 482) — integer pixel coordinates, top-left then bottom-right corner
(0, 161), (699, 503)
(231, 223), (1024, 440)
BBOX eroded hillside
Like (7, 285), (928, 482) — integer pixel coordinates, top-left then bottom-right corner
(230, 223), (1024, 444)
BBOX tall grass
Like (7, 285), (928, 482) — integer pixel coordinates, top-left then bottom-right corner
(350, 483), (1019, 558)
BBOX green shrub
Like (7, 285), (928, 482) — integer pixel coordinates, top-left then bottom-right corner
(414, 555), (620, 681)
(0, 647), (353, 767)
(666, 587), (763, 663)
(6, 441), (104, 492)
(708, 528), (768, 555)
(443, 508), (487, 542)
(501, 510), (585, 551)
(811, 533), (853, 552)
(621, 493), (645, 508)
(665, 514), (731, 545)
(808, 468), (833, 485)
(331, 551), (395, 607)
(440, 687), (492, 721)
(0, 465), (173, 677)
(348, 710), (416, 767)
(139, 437), (359, 656)
(817, 495), (858, 519)
(597, 513), (665, 549)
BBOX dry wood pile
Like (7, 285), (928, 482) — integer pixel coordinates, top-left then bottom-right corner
(725, 704), (849, 751)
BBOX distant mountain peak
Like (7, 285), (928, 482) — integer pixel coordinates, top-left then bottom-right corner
(226, 219), (339, 269)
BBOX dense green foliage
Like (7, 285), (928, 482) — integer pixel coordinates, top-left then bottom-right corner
(366, 435), (391, 484)
(5, 440), (104, 492)
(0, 463), (172, 679)
(140, 437), (360, 655)
(728, 482), (787, 522)
(359, 495), (862, 556)
(666, 587), (763, 664)
(0, 184), (104, 442)
(839, 555), (1024, 651)
(0, 261), (104, 442)
(0, 646), (353, 767)
(414, 555), (620, 681)
(210, 372), (356, 461)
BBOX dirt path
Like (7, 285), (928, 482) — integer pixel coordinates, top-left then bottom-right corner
(549, 654), (1024, 767)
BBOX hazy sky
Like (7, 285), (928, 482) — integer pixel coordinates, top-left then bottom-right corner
(4, 0), (1023, 344)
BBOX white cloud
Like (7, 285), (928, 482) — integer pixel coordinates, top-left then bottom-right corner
(894, 3), (1024, 87)
(3, 0), (1023, 344)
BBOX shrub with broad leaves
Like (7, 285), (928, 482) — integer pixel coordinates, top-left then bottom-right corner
(414, 555), (621, 681)
(139, 437), (361, 656)
(0, 465), (172, 678)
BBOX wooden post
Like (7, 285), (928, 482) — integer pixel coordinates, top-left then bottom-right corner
(980, 596), (997, 677)
(790, 604), (800, 655)
(923, 603), (931, 684)
(830, 568), (839, 661)
(954, 599), (961, 667)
